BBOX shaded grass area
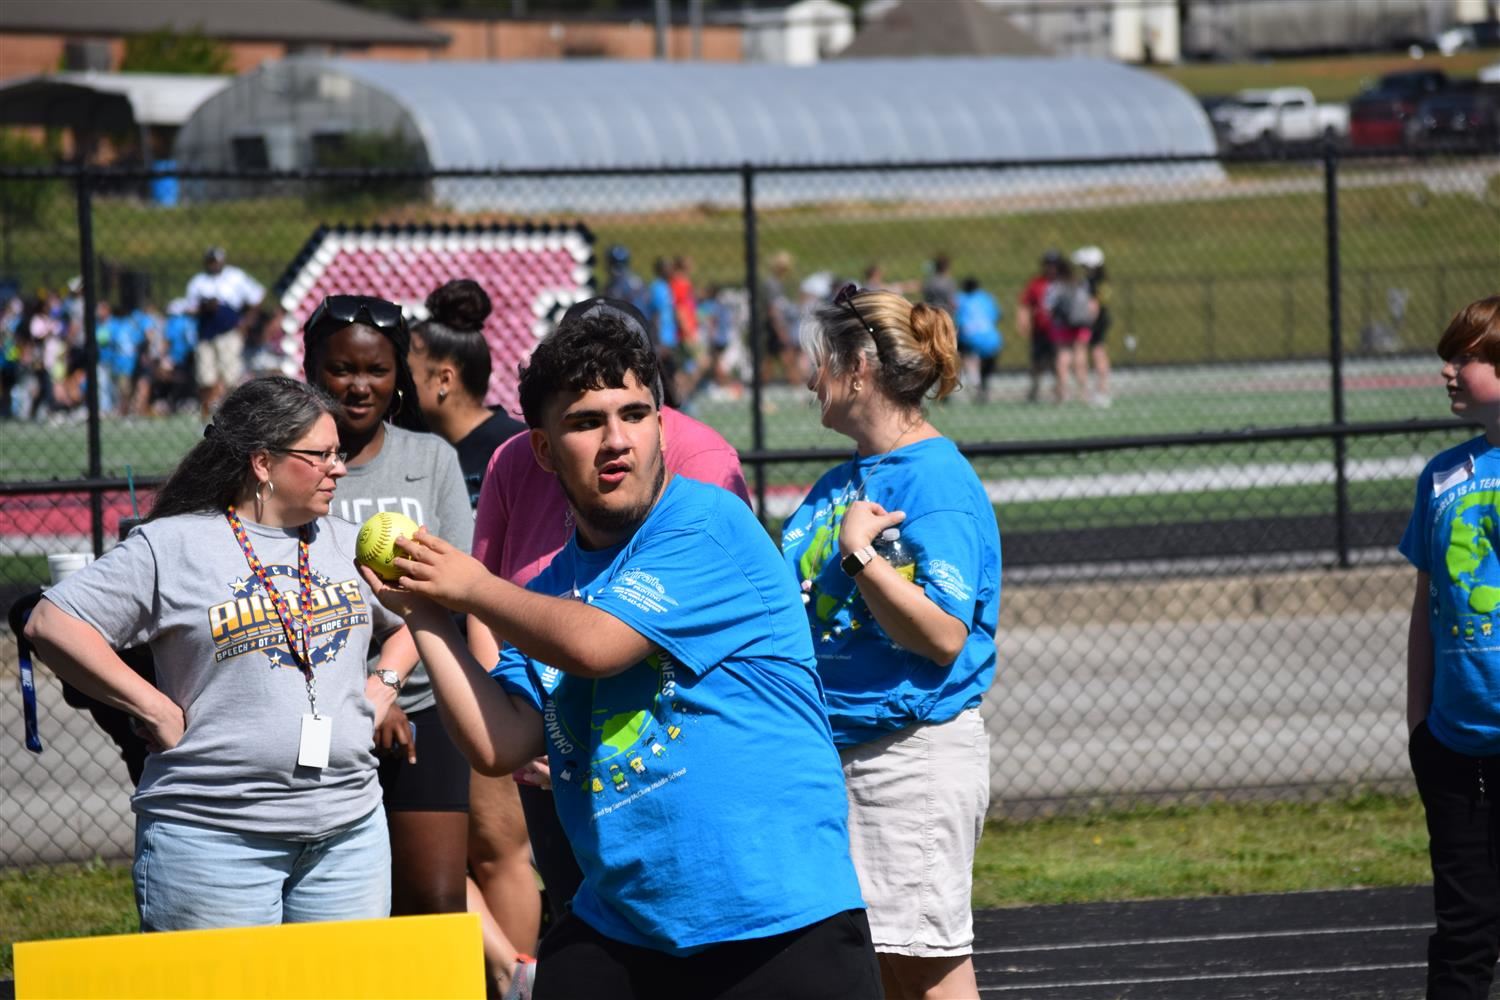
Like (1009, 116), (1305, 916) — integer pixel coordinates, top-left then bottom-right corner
(0, 794), (1428, 978)
(972, 792), (1428, 909)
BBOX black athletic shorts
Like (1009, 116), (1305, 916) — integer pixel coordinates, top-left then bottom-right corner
(377, 704), (471, 812)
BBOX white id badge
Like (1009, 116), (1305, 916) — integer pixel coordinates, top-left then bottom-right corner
(298, 713), (333, 769)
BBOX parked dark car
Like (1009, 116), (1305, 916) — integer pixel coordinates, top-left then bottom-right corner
(1350, 70), (1452, 148)
(1414, 84), (1500, 150)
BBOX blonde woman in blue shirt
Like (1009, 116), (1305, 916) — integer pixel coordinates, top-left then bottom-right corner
(782, 285), (1001, 1000)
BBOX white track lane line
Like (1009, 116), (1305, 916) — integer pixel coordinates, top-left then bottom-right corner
(974, 921), (1428, 955)
(980, 962), (1425, 993)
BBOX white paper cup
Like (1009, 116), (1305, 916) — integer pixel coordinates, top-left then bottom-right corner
(47, 552), (95, 586)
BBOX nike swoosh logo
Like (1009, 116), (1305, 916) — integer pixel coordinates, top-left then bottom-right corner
(404, 473), (427, 482)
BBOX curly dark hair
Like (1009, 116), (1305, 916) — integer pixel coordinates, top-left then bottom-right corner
(518, 312), (661, 428)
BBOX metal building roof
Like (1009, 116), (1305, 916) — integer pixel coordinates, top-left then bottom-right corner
(0, 72), (228, 130)
(176, 56), (1221, 210)
(311, 56), (1214, 168)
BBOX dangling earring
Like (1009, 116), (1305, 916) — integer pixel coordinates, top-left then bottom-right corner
(852, 380), (863, 394)
(396, 388), (405, 408)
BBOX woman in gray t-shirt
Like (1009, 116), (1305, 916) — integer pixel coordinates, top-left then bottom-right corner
(25, 376), (412, 929)
(302, 296), (479, 931)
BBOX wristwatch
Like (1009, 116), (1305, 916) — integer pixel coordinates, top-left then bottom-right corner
(841, 545), (876, 578)
(375, 669), (403, 691)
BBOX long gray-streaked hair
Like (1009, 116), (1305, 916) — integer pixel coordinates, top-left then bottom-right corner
(147, 376), (342, 521)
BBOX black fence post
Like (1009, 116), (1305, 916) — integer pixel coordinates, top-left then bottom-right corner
(741, 163), (767, 521)
(76, 168), (104, 558)
(1203, 275), (1215, 361)
(1325, 146), (1350, 569)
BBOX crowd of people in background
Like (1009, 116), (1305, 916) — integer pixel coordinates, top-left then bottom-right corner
(3, 242), (1115, 426)
(0, 247), (273, 424)
(604, 242), (1116, 410)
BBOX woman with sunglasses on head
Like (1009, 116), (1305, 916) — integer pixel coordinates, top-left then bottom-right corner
(780, 286), (1001, 1000)
(407, 279), (540, 987)
(301, 297), (480, 926)
(24, 375), (412, 930)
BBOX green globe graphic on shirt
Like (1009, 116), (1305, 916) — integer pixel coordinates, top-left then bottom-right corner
(1445, 491), (1500, 620)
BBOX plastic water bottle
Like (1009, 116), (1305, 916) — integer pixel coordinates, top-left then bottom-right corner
(873, 527), (916, 582)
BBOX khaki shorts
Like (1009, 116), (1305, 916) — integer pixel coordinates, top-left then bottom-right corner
(194, 329), (244, 389)
(839, 707), (989, 957)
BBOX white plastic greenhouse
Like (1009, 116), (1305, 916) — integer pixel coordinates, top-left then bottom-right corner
(174, 56), (1223, 211)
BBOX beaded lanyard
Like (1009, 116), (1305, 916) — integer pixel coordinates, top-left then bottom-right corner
(225, 505), (318, 714)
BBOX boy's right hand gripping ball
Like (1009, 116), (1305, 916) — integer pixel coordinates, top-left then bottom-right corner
(356, 512), (421, 582)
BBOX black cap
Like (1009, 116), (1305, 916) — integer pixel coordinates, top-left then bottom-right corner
(1041, 249), (1063, 266)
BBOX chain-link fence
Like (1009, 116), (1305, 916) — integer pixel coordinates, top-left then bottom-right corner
(2, 150), (1497, 864)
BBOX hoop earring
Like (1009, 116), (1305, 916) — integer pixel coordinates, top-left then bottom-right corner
(852, 380), (863, 393)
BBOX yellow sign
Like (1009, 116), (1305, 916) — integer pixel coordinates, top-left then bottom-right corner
(14, 913), (483, 999)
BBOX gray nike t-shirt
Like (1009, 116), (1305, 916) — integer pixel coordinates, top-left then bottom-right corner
(329, 424), (474, 714)
(43, 511), (403, 838)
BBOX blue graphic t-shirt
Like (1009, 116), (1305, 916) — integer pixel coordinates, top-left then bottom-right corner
(491, 477), (863, 954)
(1400, 434), (1500, 756)
(781, 437), (1001, 747)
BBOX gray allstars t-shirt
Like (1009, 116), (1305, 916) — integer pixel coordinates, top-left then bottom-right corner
(330, 424), (474, 715)
(43, 511), (403, 839)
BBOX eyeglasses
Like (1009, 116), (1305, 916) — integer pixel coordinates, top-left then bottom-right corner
(277, 447), (349, 469)
(304, 295), (405, 341)
(831, 283), (892, 369)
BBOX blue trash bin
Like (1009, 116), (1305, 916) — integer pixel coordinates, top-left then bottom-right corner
(150, 160), (179, 207)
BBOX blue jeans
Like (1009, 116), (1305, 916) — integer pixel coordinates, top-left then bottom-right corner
(133, 806), (390, 931)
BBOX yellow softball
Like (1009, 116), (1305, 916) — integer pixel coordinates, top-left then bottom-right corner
(355, 511), (421, 582)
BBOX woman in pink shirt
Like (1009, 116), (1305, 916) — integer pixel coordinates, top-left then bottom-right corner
(468, 297), (750, 930)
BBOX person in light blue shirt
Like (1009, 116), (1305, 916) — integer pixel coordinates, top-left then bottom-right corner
(646, 257), (678, 351)
(954, 277), (1003, 402)
(1400, 295), (1500, 999)
(358, 311), (878, 1000)
(783, 284), (1000, 1000)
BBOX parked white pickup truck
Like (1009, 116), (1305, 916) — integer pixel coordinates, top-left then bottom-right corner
(1212, 87), (1350, 150)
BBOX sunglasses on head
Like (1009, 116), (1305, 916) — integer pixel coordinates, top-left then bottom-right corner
(304, 295), (405, 339)
(831, 283), (892, 369)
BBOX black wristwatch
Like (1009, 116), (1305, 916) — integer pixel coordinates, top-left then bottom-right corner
(841, 545), (876, 577)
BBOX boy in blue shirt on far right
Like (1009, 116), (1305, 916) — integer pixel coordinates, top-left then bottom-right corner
(1400, 295), (1500, 999)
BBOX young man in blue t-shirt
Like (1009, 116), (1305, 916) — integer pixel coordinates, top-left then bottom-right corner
(360, 313), (877, 999)
(1400, 295), (1500, 999)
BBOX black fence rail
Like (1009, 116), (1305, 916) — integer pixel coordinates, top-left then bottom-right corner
(1, 148), (1497, 862)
